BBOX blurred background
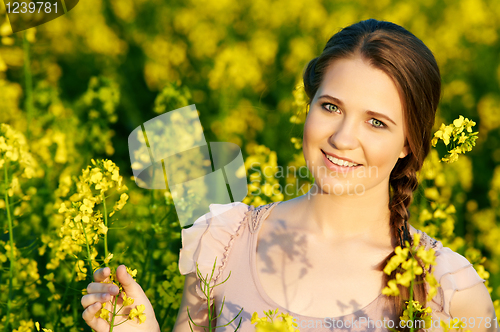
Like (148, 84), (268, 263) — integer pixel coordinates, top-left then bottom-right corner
(0, 0), (499, 330)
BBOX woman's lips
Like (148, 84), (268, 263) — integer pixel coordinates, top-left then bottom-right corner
(321, 149), (361, 166)
(321, 150), (362, 171)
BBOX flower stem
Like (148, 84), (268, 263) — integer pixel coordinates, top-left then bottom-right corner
(23, 31), (33, 141)
(109, 292), (118, 332)
(3, 159), (15, 332)
(409, 268), (415, 332)
(103, 193), (109, 267)
(80, 218), (94, 282)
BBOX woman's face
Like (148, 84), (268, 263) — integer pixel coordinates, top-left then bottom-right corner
(303, 55), (408, 196)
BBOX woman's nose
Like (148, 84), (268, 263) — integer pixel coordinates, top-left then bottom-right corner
(329, 119), (359, 150)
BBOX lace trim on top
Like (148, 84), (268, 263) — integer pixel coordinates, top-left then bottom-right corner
(249, 201), (281, 234)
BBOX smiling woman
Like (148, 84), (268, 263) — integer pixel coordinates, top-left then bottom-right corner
(80, 18), (498, 332)
(303, 56), (409, 198)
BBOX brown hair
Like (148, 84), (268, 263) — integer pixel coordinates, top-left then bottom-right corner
(302, 18), (441, 329)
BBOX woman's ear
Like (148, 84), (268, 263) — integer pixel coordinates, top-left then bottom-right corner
(399, 144), (409, 159)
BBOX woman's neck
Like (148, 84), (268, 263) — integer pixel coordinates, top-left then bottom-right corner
(292, 182), (392, 243)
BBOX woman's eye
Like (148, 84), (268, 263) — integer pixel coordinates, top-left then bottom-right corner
(369, 118), (386, 128)
(322, 103), (338, 113)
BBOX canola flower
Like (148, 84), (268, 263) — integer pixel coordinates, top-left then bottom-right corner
(251, 308), (300, 332)
(56, 158), (128, 281)
(0, 123), (38, 179)
(431, 115), (478, 163)
(35, 322), (53, 332)
(383, 234), (439, 300)
(382, 233), (439, 331)
(242, 143), (284, 207)
(94, 266), (147, 329)
(0, 123), (42, 331)
(399, 300), (432, 330)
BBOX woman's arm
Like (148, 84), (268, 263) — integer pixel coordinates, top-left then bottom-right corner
(172, 273), (216, 332)
(449, 282), (498, 332)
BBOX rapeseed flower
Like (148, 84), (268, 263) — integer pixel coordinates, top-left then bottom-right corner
(95, 303), (111, 320)
(251, 308), (299, 332)
(122, 291), (134, 306)
(400, 300), (432, 329)
(431, 115), (478, 163)
(382, 233), (439, 302)
(0, 123), (40, 179)
(94, 267), (146, 327)
(129, 304), (147, 324)
(54, 158), (128, 278)
(35, 322), (53, 332)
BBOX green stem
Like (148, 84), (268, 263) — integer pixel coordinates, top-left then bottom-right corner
(80, 219), (94, 282)
(205, 274), (213, 332)
(103, 193), (109, 267)
(23, 31), (33, 141)
(3, 159), (15, 332)
(109, 292), (118, 332)
(113, 318), (131, 327)
(409, 268), (414, 332)
(144, 188), (156, 290)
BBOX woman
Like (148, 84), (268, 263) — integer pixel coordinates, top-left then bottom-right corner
(81, 19), (497, 331)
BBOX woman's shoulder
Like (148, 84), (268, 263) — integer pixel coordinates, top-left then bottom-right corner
(178, 202), (253, 274)
(409, 225), (482, 278)
(409, 225), (480, 273)
(176, 201), (256, 301)
(409, 225), (486, 316)
(177, 201), (279, 284)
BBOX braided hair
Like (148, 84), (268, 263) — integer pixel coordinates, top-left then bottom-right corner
(302, 19), (441, 330)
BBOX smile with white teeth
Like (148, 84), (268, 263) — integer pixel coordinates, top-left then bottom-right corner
(324, 153), (359, 167)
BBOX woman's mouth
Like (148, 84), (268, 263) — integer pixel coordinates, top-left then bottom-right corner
(321, 150), (362, 170)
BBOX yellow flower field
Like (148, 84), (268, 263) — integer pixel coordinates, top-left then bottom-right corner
(0, 0), (499, 330)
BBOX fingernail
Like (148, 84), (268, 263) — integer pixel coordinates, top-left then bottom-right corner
(110, 285), (119, 293)
(102, 293), (108, 300)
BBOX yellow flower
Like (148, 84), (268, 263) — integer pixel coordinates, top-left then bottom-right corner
(95, 303), (110, 321)
(383, 246), (409, 274)
(104, 253), (114, 264)
(252, 309), (299, 331)
(401, 258), (423, 276)
(453, 115), (464, 127)
(122, 291), (134, 306)
(400, 300), (433, 329)
(129, 304), (146, 324)
(412, 233), (421, 245)
(382, 279), (400, 296)
(251, 312), (267, 324)
(416, 246), (437, 268)
(396, 271), (413, 287)
(126, 266), (138, 278)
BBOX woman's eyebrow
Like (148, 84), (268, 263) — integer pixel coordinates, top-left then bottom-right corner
(318, 94), (397, 126)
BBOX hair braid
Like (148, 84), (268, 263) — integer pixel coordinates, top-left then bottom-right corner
(378, 166), (427, 331)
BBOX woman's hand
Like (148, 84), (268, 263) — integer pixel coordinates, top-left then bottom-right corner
(81, 264), (161, 332)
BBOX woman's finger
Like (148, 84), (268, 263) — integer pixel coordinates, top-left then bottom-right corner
(86, 281), (119, 295)
(93, 266), (111, 282)
(82, 302), (104, 330)
(116, 265), (144, 295)
(81, 292), (112, 309)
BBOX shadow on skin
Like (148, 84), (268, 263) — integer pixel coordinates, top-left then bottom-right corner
(255, 213), (370, 319)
